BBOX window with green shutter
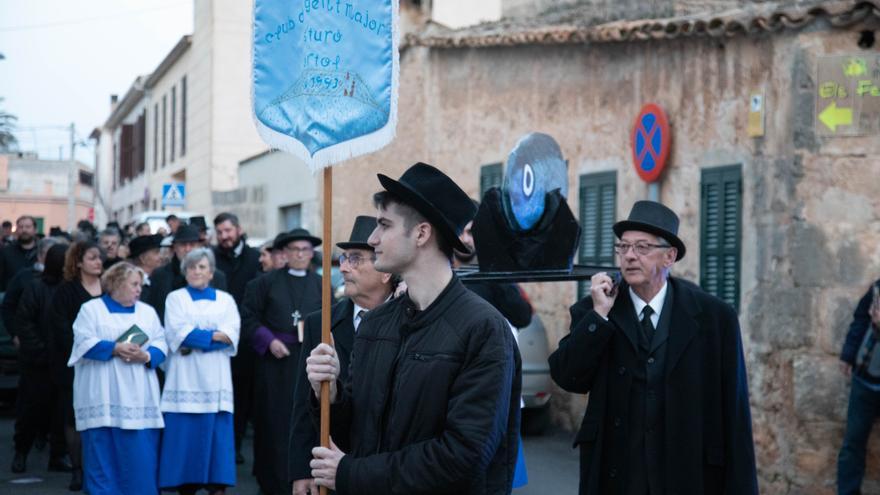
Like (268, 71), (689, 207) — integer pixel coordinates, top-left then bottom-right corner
(479, 163), (503, 200)
(700, 164), (742, 311)
(578, 171), (617, 299)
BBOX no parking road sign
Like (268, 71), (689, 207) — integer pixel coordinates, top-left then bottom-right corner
(631, 103), (671, 183)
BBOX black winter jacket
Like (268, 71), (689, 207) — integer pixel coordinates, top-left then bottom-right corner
(0, 267), (38, 337)
(15, 277), (61, 366)
(841, 279), (880, 366)
(328, 276), (521, 495)
(0, 241), (37, 291)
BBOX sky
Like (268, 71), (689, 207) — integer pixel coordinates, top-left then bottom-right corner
(0, 0), (193, 166)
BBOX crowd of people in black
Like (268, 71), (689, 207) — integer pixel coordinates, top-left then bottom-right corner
(0, 161), (760, 495)
(0, 213), (332, 494)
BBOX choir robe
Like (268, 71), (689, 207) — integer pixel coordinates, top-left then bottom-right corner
(159, 285), (240, 489)
(241, 268), (322, 495)
(68, 295), (167, 495)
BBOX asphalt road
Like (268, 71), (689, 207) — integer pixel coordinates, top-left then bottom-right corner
(0, 405), (579, 494)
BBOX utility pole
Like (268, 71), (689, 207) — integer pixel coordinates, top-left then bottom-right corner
(68, 122), (76, 232)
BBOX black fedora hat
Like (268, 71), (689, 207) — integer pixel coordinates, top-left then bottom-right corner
(273, 228), (322, 250)
(337, 216), (377, 250)
(173, 224), (201, 244)
(188, 216), (208, 232)
(269, 233), (286, 252)
(377, 162), (476, 254)
(613, 200), (686, 261)
(129, 234), (162, 258)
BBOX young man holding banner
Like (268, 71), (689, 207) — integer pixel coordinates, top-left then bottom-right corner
(306, 163), (521, 494)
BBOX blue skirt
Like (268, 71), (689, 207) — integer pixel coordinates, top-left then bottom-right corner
(513, 434), (528, 488)
(81, 427), (161, 495)
(159, 411), (236, 489)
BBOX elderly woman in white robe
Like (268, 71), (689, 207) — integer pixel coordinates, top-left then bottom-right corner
(68, 262), (167, 495)
(159, 247), (240, 495)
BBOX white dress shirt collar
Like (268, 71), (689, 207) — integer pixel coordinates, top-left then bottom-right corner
(628, 280), (668, 327)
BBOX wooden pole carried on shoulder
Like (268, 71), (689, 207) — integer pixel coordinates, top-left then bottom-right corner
(319, 166), (332, 495)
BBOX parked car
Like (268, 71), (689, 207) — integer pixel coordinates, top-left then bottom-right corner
(133, 210), (202, 235)
(518, 312), (553, 435)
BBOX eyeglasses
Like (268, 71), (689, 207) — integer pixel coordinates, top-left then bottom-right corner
(613, 242), (671, 256)
(339, 253), (376, 268)
(285, 246), (313, 254)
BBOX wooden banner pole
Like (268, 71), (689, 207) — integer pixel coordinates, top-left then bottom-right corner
(319, 166), (332, 495)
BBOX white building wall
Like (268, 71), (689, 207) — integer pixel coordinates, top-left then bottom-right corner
(93, 127), (114, 228)
(208, 0), (266, 199)
(7, 161), (75, 195)
(146, 47), (196, 216)
(177, 0), (215, 217)
(234, 151), (320, 240)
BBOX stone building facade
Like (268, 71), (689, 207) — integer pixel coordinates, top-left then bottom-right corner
(323, 1), (880, 493)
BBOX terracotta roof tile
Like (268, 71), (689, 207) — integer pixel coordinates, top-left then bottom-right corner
(409, 1), (880, 48)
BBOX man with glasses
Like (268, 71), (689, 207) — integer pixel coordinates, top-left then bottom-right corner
(241, 228), (323, 495)
(287, 216), (397, 495)
(549, 200), (757, 495)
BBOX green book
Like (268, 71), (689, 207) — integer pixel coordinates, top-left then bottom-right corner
(116, 324), (149, 346)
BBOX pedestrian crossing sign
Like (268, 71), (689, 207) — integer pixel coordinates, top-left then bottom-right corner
(162, 183), (186, 207)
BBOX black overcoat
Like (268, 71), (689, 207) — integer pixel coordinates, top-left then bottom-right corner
(548, 277), (757, 495)
(241, 268), (322, 495)
(15, 277), (61, 366)
(0, 266), (38, 337)
(213, 242), (261, 306)
(47, 280), (100, 426)
(0, 241), (37, 291)
(287, 299), (357, 482)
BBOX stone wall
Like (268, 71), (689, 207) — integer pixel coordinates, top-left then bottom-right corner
(328, 21), (880, 493)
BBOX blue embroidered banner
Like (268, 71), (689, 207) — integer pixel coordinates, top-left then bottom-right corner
(252, 0), (399, 169)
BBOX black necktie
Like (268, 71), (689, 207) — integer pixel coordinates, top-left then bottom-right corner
(355, 309), (366, 331)
(640, 305), (655, 342)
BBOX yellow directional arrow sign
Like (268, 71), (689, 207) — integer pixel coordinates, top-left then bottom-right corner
(819, 101), (853, 132)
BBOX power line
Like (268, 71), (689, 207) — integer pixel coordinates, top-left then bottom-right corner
(0, 2), (187, 33)
(15, 125), (71, 131)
